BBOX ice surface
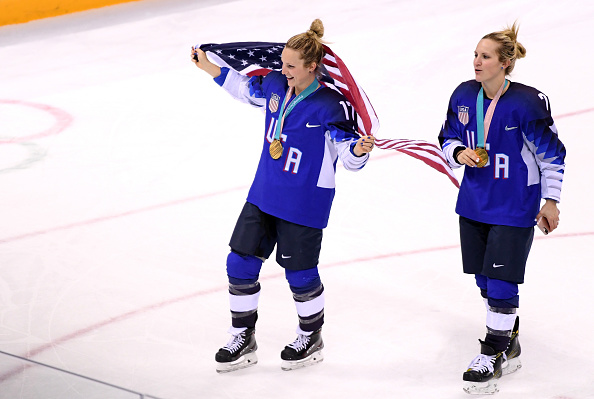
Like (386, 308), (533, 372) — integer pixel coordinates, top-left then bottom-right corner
(0, 0), (593, 398)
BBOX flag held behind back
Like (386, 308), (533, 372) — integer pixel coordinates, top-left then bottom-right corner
(197, 42), (459, 188)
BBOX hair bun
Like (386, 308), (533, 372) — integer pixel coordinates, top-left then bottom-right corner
(309, 19), (324, 39)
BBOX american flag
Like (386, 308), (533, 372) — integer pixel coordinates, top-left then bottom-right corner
(197, 42), (459, 188)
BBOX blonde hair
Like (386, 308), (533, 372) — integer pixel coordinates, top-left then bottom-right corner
(285, 19), (326, 70)
(483, 21), (527, 75)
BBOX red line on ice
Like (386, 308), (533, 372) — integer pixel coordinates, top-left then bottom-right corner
(0, 231), (592, 382)
(0, 106), (591, 381)
(0, 100), (73, 144)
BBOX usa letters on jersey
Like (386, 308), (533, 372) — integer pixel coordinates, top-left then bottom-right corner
(439, 80), (566, 228)
(215, 68), (368, 229)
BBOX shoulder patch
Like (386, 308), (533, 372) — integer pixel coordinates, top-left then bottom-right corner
(269, 93), (280, 113)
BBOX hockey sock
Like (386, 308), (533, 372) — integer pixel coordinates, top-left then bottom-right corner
(226, 252), (263, 330)
(293, 284), (325, 334)
(485, 307), (517, 352)
(285, 268), (324, 334)
(228, 281), (260, 329)
(484, 333), (511, 353)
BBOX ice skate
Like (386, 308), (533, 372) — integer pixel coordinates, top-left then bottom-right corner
(463, 341), (503, 395)
(502, 317), (522, 376)
(215, 328), (258, 373)
(280, 329), (324, 371)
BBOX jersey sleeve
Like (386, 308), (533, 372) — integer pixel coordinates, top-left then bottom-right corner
(336, 140), (369, 170)
(438, 85), (466, 169)
(214, 67), (267, 108)
(521, 95), (566, 202)
(320, 92), (369, 171)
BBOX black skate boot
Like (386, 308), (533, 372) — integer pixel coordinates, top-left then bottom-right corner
(215, 328), (258, 373)
(502, 316), (522, 376)
(280, 329), (324, 371)
(463, 341), (503, 395)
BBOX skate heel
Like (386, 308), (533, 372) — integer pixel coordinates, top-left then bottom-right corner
(502, 356), (522, 376)
(216, 351), (258, 373)
(463, 379), (499, 395)
(281, 350), (324, 371)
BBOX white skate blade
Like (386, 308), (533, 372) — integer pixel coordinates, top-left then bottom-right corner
(463, 380), (499, 395)
(502, 357), (522, 376)
(216, 352), (258, 373)
(281, 350), (324, 371)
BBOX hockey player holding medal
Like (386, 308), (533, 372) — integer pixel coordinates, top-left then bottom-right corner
(191, 19), (375, 373)
(439, 23), (566, 394)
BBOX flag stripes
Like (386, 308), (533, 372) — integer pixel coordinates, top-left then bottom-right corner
(197, 41), (459, 188)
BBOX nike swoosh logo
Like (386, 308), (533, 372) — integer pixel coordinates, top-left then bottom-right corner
(505, 126), (518, 131)
(306, 122), (321, 128)
(493, 263), (505, 268)
(281, 255), (292, 259)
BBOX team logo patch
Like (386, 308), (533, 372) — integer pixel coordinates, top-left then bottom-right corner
(269, 93), (280, 113)
(457, 105), (469, 125)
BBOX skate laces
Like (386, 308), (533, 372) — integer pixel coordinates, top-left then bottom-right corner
(288, 334), (310, 351)
(223, 332), (246, 354)
(467, 354), (495, 374)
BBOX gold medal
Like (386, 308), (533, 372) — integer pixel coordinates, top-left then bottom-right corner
(269, 139), (283, 160)
(475, 147), (489, 168)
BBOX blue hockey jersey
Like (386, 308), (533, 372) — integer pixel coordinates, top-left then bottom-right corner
(439, 80), (566, 227)
(215, 68), (369, 229)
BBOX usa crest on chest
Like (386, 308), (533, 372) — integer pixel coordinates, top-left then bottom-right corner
(458, 105), (470, 125)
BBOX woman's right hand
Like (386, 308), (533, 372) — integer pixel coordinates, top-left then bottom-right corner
(456, 147), (481, 167)
(190, 47), (221, 78)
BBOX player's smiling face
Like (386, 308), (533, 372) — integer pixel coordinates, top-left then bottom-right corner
(474, 39), (505, 84)
(281, 47), (316, 95)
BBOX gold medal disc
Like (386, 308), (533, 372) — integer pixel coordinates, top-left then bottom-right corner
(269, 139), (283, 160)
(475, 147), (489, 168)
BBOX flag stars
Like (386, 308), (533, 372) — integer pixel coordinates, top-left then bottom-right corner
(247, 51), (255, 56)
(260, 56), (267, 62)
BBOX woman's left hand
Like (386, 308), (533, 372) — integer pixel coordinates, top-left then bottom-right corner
(353, 135), (375, 156)
(536, 199), (560, 233)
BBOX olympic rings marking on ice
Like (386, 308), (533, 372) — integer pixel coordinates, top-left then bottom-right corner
(0, 141), (46, 174)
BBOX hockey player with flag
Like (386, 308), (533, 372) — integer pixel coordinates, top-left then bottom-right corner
(192, 19), (376, 373)
(196, 38), (459, 188)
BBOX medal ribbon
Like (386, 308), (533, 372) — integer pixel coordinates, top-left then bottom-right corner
(273, 79), (320, 141)
(476, 79), (508, 148)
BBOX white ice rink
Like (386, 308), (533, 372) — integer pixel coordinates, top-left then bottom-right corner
(1, 0), (593, 398)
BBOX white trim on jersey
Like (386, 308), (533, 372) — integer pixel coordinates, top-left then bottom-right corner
(337, 139), (369, 171)
(520, 139), (541, 187)
(317, 133), (338, 189)
(522, 130), (563, 202)
(219, 69), (266, 109)
(442, 138), (465, 169)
